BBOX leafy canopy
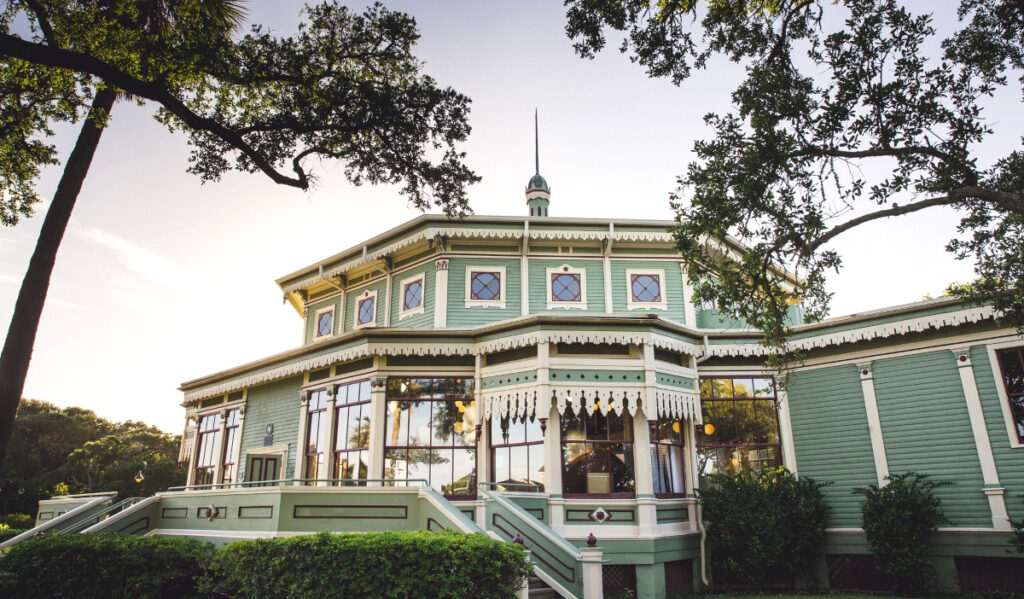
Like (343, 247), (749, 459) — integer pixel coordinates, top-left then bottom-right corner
(0, 0), (478, 223)
(565, 0), (1024, 352)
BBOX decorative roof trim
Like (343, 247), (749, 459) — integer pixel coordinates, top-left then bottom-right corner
(707, 305), (997, 357)
(480, 383), (701, 423)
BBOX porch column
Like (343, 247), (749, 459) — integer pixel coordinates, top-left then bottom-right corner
(686, 355), (700, 496)
(580, 547), (604, 599)
(635, 343), (657, 535)
(367, 368), (388, 487)
(539, 341), (564, 527)
(475, 353), (489, 524)
(776, 389), (798, 474)
(952, 348), (1011, 530)
(232, 405), (246, 483)
(858, 363), (890, 486)
(434, 258), (449, 328)
(294, 392), (310, 486)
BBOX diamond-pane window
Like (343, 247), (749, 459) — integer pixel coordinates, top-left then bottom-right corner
(358, 297), (375, 325)
(317, 310), (333, 337)
(630, 274), (661, 303)
(471, 272), (501, 300)
(404, 280), (423, 311)
(551, 273), (582, 302)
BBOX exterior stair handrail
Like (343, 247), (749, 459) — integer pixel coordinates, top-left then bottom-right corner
(53, 497), (145, 535)
(0, 492), (117, 549)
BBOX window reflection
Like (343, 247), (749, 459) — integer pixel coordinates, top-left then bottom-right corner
(560, 409), (635, 497)
(490, 412), (545, 491)
(696, 376), (781, 483)
(384, 377), (477, 498)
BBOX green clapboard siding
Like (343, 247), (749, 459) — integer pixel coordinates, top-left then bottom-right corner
(609, 259), (686, 323)
(873, 351), (990, 527)
(787, 364), (878, 527)
(389, 262), (435, 328)
(528, 258), (605, 313)
(238, 377), (302, 482)
(344, 277), (389, 331)
(446, 257), (521, 327)
(303, 296), (340, 344)
(971, 345), (1024, 520)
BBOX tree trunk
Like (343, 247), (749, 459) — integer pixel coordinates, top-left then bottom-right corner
(0, 86), (117, 476)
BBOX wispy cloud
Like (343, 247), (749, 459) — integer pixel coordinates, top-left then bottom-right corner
(46, 296), (84, 311)
(78, 227), (198, 290)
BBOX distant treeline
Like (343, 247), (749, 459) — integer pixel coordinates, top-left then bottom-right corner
(1, 400), (183, 516)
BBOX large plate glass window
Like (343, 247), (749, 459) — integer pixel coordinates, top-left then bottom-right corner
(651, 417), (686, 496)
(490, 412), (544, 491)
(996, 346), (1024, 443)
(220, 409), (241, 484)
(384, 377), (478, 499)
(695, 377), (781, 483)
(561, 408), (636, 497)
(333, 380), (372, 484)
(304, 390), (329, 483)
(193, 413), (223, 487)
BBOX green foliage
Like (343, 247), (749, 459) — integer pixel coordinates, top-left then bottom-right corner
(201, 530), (532, 599)
(0, 512), (31, 528)
(1012, 515), (1024, 554)
(854, 472), (954, 593)
(0, 532), (216, 599)
(0, 526), (28, 542)
(564, 0), (1024, 351)
(698, 466), (829, 587)
(1, 399), (183, 516)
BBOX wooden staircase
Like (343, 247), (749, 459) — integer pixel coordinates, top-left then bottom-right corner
(529, 575), (561, 598)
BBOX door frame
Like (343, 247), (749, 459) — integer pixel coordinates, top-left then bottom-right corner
(244, 445), (289, 483)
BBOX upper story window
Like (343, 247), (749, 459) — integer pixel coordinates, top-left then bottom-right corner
(996, 346), (1024, 444)
(314, 306), (334, 339)
(354, 290), (377, 329)
(695, 376), (781, 483)
(626, 269), (667, 310)
(465, 266), (506, 309)
(561, 408), (635, 497)
(398, 274), (425, 320)
(547, 265), (587, 310)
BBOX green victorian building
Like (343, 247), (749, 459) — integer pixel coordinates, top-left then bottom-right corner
(10, 165), (1024, 597)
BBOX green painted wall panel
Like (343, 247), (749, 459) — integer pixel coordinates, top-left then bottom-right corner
(527, 258), (606, 313)
(971, 345), (1024, 520)
(446, 257), (522, 327)
(609, 259), (687, 324)
(872, 351), (990, 528)
(787, 364), (878, 527)
(389, 262), (435, 328)
(239, 377), (302, 482)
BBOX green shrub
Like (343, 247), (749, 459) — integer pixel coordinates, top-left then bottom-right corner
(698, 466), (830, 587)
(201, 530), (532, 599)
(0, 532), (216, 598)
(855, 472), (953, 594)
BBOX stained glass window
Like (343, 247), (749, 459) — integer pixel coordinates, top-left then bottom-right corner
(357, 297), (375, 325)
(551, 273), (582, 302)
(470, 272), (501, 300)
(630, 274), (662, 303)
(404, 280), (423, 311)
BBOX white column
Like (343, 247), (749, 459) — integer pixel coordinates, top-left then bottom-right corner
(776, 389), (798, 474)
(367, 361), (388, 487)
(521, 226), (530, 316)
(384, 272), (394, 327)
(858, 363), (890, 486)
(686, 355), (700, 495)
(538, 341), (564, 526)
(232, 406), (246, 483)
(294, 392), (310, 486)
(475, 354), (490, 486)
(433, 258), (449, 328)
(635, 343), (658, 534)
(952, 348), (1011, 530)
(338, 288), (346, 335)
(580, 548), (605, 599)
(681, 262), (697, 327)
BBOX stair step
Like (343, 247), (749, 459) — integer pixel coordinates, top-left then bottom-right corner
(527, 576), (560, 598)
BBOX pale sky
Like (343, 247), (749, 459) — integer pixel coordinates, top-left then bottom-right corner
(1, 1), (1019, 434)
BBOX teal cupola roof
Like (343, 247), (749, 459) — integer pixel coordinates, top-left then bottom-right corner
(526, 110), (550, 217)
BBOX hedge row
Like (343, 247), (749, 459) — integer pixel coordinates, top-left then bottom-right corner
(0, 528), (28, 543)
(0, 530), (531, 599)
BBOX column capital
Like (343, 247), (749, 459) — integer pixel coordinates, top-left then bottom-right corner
(950, 347), (973, 367)
(435, 258), (450, 270)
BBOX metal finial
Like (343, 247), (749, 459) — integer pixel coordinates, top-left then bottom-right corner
(534, 109), (539, 175)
